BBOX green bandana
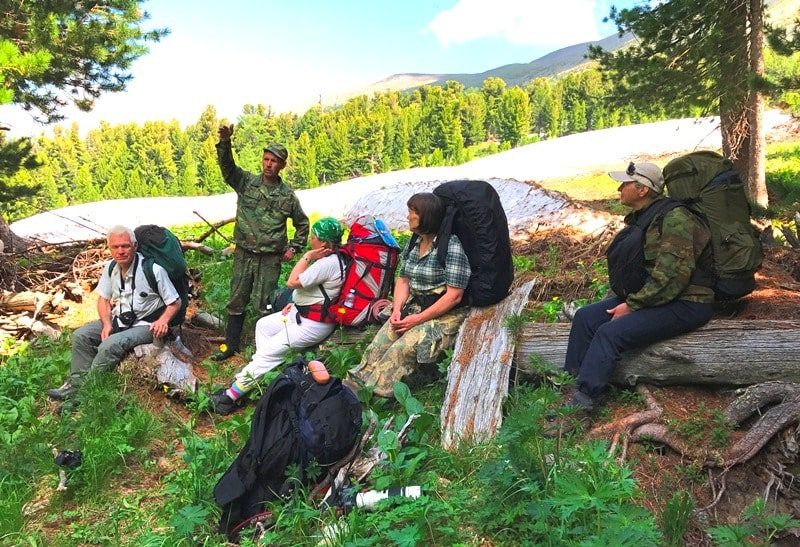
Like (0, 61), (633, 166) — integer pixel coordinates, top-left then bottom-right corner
(311, 217), (344, 244)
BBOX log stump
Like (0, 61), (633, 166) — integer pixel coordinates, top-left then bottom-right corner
(440, 280), (536, 450)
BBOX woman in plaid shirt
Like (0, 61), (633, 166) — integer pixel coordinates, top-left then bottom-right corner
(347, 193), (471, 397)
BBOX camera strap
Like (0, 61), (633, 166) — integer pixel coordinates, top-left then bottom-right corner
(117, 254), (140, 319)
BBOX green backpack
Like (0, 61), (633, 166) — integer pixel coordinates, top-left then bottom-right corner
(662, 151), (763, 301)
(107, 225), (189, 326)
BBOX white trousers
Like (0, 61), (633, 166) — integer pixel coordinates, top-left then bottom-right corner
(234, 306), (335, 390)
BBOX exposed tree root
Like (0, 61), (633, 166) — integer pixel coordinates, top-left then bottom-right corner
(592, 385), (663, 461)
(598, 382), (800, 474)
(595, 382), (800, 513)
(629, 423), (715, 462)
(724, 382), (800, 425)
(724, 398), (800, 466)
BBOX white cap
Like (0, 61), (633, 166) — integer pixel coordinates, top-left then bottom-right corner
(609, 162), (665, 194)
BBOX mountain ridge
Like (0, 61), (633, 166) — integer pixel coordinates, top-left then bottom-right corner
(336, 0), (798, 101)
(358, 31), (633, 96)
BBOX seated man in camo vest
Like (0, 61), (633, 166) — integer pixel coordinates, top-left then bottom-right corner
(48, 225), (180, 410)
(545, 162), (715, 436)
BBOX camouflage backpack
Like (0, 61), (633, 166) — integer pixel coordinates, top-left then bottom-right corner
(662, 151), (763, 301)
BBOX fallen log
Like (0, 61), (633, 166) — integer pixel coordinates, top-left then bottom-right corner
(515, 320), (800, 386)
(194, 214), (234, 244)
(440, 280), (536, 450)
(0, 290), (62, 314)
(180, 241), (214, 255)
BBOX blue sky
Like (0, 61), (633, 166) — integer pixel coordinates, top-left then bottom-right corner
(4, 0), (641, 137)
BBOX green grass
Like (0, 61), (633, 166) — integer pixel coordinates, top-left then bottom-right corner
(5, 138), (800, 544)
(766, 140), (800, 216)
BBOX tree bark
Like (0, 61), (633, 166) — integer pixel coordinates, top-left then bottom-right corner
(119, 342), (197, 395)
(747, 0), (767, 208)
(440, 280), (536, 450)
(0, 216), (32, 253)
(515, 320), (800, 386)
(720, 0), (768, 208)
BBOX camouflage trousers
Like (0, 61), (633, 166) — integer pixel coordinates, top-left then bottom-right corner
(349, 304), (468, 397)
(227, 248), (282, 317)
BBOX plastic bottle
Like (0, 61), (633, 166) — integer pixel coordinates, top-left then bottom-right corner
(342, 288), (356, 308)
(354, 486), (423, 509)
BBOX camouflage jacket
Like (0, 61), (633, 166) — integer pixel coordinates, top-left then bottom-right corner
(217, 140), (309, 254)
(626, 200), (714, 310)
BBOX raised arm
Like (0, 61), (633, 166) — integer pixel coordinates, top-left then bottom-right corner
(215, 124), (249, 193)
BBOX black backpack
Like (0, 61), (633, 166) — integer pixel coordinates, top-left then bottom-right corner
(407, 180), (513, 307)
(107, 225), (189, 326)
(606, 198), (714, 299)
(214, 358), (362, 537)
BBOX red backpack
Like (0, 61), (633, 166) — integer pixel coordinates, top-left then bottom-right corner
(301, 216), (399, 327)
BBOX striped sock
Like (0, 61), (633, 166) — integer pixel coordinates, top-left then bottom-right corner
(226, 381), (248, 401)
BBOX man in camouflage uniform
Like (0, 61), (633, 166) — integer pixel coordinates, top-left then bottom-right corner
(213, 124), (309, 361)
(546, 162), (714, 435)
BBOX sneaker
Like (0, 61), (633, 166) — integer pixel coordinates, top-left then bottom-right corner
(48, 382), (76, 401)
(209, 390), (245, 416)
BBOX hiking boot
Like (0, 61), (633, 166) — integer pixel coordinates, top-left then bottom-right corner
(48, 382), (76, 401)
(543, 391), (596, 438)
(209, 390), (245, 416)
(212, 314), (245, 361)
(543, 407), (594, 438)
(56, 399), (79, 416)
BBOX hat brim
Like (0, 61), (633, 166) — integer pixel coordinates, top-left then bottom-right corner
(608, 171), (635, 183)
(263, 147), (288, 162)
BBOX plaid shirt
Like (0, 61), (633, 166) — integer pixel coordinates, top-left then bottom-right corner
(401, 235), (471, 293)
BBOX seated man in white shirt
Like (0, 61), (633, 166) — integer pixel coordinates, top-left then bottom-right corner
(48, 225), (180, 407)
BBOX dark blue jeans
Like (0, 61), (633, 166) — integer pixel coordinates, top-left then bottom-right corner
(564, 296), (714, 398)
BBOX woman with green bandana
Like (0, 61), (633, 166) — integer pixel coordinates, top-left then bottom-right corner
(210, 217), (345, 415)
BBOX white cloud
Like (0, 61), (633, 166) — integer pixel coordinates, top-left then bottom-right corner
(427, 0), (602, 47)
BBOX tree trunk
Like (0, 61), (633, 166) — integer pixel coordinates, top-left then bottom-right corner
(0, 215), (31, 253)
(747, 0), (767, 209)
(440, 280), (536, 450)
(515, 320), (800, 387)
(720, 0), (768, 208)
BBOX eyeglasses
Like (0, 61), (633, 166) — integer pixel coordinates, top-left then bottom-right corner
(626, 162), (656, 187)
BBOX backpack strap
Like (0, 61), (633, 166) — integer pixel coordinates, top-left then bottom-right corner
(403, 233), (420, 260)
(435, 205), (457, 269)
(141, 257), (158, 293)
(295, 250), (347, 324)
(630, 197), (682, 232)
(293, 377), (340, 479)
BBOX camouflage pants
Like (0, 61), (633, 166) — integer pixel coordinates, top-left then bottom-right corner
(227, 248), (281, 317)
(349, 304), (468, 397)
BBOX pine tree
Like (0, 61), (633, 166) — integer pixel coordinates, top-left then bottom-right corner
(589, 0), (768, 206)
(496, 87), (532, 146)
(291, 132), (319, 188)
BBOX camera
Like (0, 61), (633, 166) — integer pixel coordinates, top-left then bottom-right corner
(118, 311), (138, 327)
